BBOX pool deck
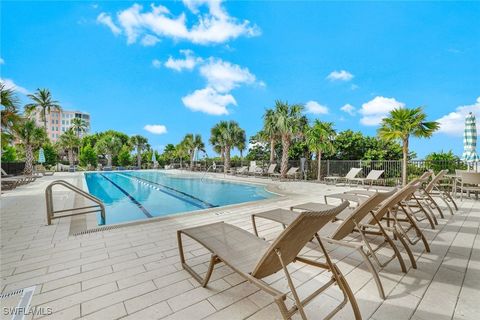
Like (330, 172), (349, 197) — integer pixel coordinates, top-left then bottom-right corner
(1, 171), (479, 320)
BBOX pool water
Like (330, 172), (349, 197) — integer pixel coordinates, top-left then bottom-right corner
(84, 171), (275, 225)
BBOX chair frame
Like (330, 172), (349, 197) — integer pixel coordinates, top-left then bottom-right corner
(253, 189), (398, 300)
(178, 202), (362, 320)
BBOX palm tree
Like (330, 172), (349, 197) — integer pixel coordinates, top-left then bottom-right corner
(210, 121), (227, 161)
(378, 107), (439, 186)
(13, 119), (47, 175)
(58, 129), (81, 167)
(273, 100), (307, 178)
(182, 134), (205, 169)
(24, 88), (61, 130)
(262, 108), (279, 164)
(130, 135), (148, 168)
(223, 121), (246, 172)
(1, 82), (21, 133)
(175, 141), (189, 168)
(70, 118), (87, 137)
(95, 134), (122, 167)
(305, 120), (336, 181)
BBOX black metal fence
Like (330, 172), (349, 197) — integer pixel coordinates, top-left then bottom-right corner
(170, 158), (471, 185)
(1, 162), (26, 175)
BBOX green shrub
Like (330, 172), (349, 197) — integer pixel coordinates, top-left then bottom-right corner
(79, 145), (98, 167)
(1, 145), (17, 162)
(117, 145), (132, 166)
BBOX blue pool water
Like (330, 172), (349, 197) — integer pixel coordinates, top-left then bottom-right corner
(84, 171), (275, 225)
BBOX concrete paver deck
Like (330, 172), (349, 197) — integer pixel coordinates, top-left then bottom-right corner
(1, 171), (479, 319)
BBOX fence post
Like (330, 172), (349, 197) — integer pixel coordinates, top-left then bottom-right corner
(327, 160), (330, 177)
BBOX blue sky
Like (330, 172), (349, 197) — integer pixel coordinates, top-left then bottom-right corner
(2, 1), (479, 157)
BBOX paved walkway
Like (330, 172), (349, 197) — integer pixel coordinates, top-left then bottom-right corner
(1, 172), (479, 319)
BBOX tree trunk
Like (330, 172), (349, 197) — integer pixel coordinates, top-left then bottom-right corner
(224, 145), (231, 173)
(190, 151), (194, 170)
(68, 149), (74, 166)
(317, 151), (322, 181)
(137, 150), (141, 168)
(280, 135), (290, 178)
(269, 139), (275, 164)
(107, 153), (112, 167)
(43, 109), (47, 131)
(24, 144), (34, 175)
(402, 138), (409, 186)
(220, 147), (225, 162)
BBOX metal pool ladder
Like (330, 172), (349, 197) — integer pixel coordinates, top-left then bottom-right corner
(45, 180), (106, 225)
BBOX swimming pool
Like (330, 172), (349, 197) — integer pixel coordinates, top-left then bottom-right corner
(84, 171), (275, 225)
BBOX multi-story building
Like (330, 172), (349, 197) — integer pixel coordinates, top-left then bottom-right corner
(31, 108), (91, 142)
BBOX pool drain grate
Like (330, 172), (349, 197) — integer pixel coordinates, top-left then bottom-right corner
(72, 224), (125, 236)
(0, 286), (36, 320)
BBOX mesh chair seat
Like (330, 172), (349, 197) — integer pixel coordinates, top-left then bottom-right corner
(180, 222), (269, 274)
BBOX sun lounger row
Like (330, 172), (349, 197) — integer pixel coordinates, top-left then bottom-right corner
(177, 169), (457, 319)
(230, 162), (302, 180)
(1, 166), (54, 191)
(325, 167), (385, 185)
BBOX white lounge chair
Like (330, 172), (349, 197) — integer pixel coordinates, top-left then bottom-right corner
(324, 168), (362, 185)
(347, 169), (384, 185)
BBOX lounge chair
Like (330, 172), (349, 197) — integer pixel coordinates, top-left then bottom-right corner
(417, 170), (458, 217)
(347, 169), (384, 186)
(35, 165), (55, 176)
(246, 161), (263, 176)
(327, 182), (431, 272)
(272, 167), (300, 180)
(2, 168), (37, 185)
(229, 166), (247, 175)
(324, 168), (362, 185)
(252, 189), (397, 299)
(1, 178), (21, 190)
(264, 163), (277, 177)
(177, 201), (362, 320)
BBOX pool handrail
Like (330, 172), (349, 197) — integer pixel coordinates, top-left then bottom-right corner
(45, 180), (106, 225)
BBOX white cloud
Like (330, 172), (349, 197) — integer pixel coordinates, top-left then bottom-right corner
(97, 12), (121, 35)
(359, 96), (405, 126)
(152, 59), (162, 68)
(327, 70), (354, 82)
(340, 103), (356, 116)
(164, 50), (202, 72)
(182, 87), (236, 115)
(1, 78), (29, 95)
(436, 97), (480, 136)
(100, 1), (259, 46)
(0, 57), (4, 64)
(144, 124), (168, 134)
(140, 34), (160, 46)
(199, 58), (256, 92)
(164, 51), (260, 115)
(305, 101), (328, 115)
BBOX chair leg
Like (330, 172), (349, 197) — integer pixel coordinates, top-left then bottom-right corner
(275, 249), (308, 320)
(252, 215), (259, 237)
(357, 246), (386, 299)
(425, 193), (444, 219)
(394, 229), (417, 269)
(368, 212), (408, 273)
(177, 231), (219, 287)
(321, 236), (386, 300)
(315, 234), (362, 318)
